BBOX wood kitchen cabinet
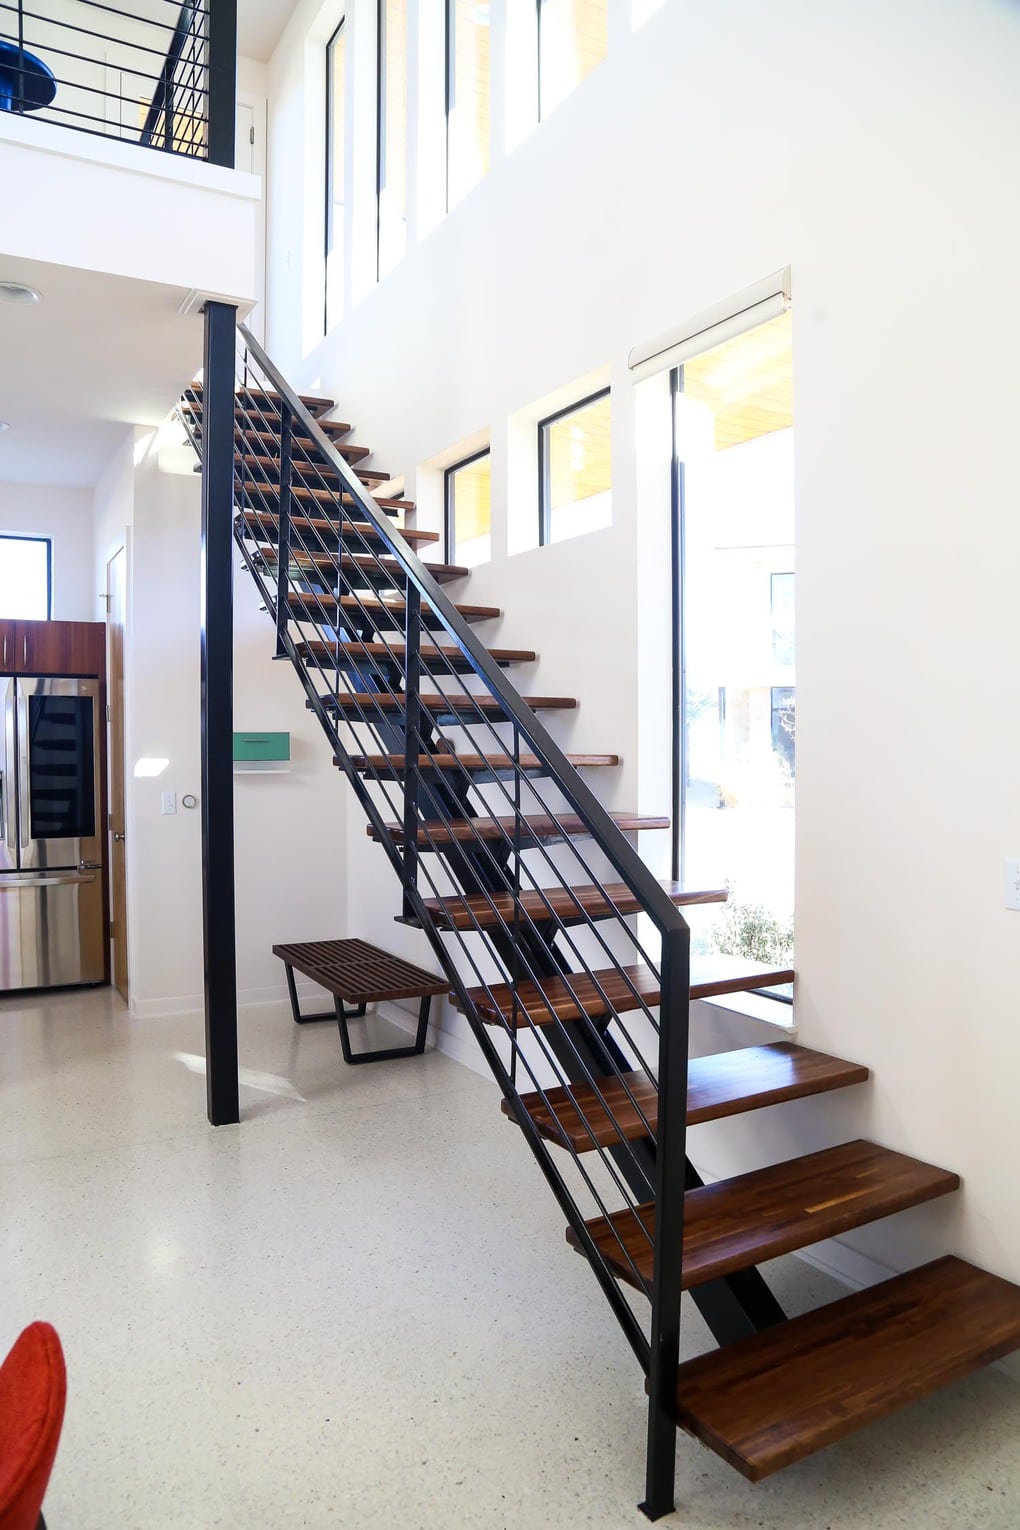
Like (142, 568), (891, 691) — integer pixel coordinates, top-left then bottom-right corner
(0, 619), (106, 677)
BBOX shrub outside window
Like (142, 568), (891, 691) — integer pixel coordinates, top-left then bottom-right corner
(325, 16), (346, 330)
(538, 0), (608, 119)
(378, 0), (408, 278)
(447, 0), (490, 209)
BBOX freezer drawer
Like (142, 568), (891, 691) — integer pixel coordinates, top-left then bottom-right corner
(0, 871), (104, 989)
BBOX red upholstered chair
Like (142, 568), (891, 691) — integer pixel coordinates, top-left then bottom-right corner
(0, 1323), (66, 1530)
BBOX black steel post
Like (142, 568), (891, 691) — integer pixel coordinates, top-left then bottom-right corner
(276, 403), (293, 656)
(207, 0), (237, 167)
(201, 300), (240, 1127)
(640, 924), (691, 1521)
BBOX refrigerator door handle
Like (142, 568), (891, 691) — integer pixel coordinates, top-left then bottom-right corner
(0, 872), (98, 888)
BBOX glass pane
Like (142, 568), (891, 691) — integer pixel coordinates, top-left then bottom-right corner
(0, 538), (50, 620)
(678, 309), (795, 966)
(379, 0), (408, 278)
(448, 453), (491, 567)
(28, 695), (95, 840)
(447, 0), (490, 208)
(326, 18), (346, 329)
(542, 391), (612, 544)
(538, 0), (608, 119)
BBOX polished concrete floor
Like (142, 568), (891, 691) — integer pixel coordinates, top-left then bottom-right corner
(2, 986), (1019, 1529)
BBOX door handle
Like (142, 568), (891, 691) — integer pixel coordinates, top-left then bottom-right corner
(113, 831), (126, 843)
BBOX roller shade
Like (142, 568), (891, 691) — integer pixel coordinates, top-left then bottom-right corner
(628, 268), (791, 382)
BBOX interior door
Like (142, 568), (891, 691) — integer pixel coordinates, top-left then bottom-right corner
(107, 547), (128, 1001)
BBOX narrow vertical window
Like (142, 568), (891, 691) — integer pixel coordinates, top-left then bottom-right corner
(0, 536), (52, 619)
(673, 308), (795, 969)
(445, 450), (491, 567)
(378, 0), (408, 278)
(447, 0), (490, 209)
(325, 16), (346, 331)
(539, 389), (612, 545)
(537, 0), (608, 120)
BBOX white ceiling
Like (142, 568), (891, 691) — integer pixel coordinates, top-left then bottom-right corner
(0, 255), (206, 488)
(238, 0), (302, 63)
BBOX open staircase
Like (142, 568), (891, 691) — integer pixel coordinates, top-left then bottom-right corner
(180, 327), (1020, 1516)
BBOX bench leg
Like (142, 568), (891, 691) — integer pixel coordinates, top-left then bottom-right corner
(335, 994), (433, 1065)
(285, 963), (363, 1026)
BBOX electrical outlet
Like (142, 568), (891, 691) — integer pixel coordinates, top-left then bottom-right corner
(161, 791), (177, 816)
(1005, 859), (1020, 911)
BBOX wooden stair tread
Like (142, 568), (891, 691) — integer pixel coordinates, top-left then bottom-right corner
(456, 957), (794, 1027)
(239, 510), (437, 547)
(284, 592), (500, 624)
(504, 1041), (869, 1150)
(341, 752), (620, 773)
(368, 813), (669, 849)
(239, 454), (390, 486)
(567, 1139), (959, 1294)
(250, 545), (467, 583)
(672, 1256), (1020, 1481)
(237, 433), (368, 460)
(330, 691), (575, 713)
(271, 936), (449, 1004)
(298, 640), (536, 667)
(183, 386), (339, 419)
(426, 880), (727, 933)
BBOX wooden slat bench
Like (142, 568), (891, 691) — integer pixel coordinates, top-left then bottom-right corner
(272, 937), (450, 1065)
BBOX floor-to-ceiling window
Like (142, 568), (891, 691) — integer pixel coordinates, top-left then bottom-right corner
(673, 309), (795, 967)
(325, 15), (346, 330)
(447, 0), (490, 209)
(537, 0), (608, 119)
(378, 0), (408, 278)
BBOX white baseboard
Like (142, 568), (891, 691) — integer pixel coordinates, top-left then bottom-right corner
(130, 978), (325, 1020)
(372, 1000), (496, 1082)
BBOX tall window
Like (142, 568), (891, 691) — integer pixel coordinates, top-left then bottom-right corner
(446, 450), (491, 567)
(539, 388), (612, 545)
(378, 0), (408, 278)
(447, 0), (490, 209)
(0, 536), (52, 619)
(325, 16), (346, 330)
(673, 309), (795, 967)
(537, 0), (608, 119)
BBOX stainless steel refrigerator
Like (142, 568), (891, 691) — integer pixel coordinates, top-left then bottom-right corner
(0, 676), (105, 989)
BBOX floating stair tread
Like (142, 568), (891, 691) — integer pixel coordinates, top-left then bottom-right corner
(368, 813), (669, 848)
(427, 880), (727, 933)
(342, 752), (620, 773)
(330, 691), (575, 714)
(505, 1041), (869, 1151)
(456, 957), (794, 1027)
(299, 640), (536, 667)
(239, 454), (390, 485)
(237, 434), (368, 461)
(184, 386), (338, 419)
(567, 1139), (959, 1294)
(239, 511), (437, 547)
(272, 936), (449, 1004)
(250, 545), (467, 583)
(672, 1256), (1020, 1481)
(284, 592), (500, 624)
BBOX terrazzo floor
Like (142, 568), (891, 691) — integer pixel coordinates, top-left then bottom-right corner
(2, 986), (1019, 1529)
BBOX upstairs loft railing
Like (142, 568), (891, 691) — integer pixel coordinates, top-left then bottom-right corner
(0, 0), (236, 165)
(177, 320), (694, 1515)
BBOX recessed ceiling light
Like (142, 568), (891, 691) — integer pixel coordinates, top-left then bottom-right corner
(0, 421), (8, 432)
(0, 282), (41, 304)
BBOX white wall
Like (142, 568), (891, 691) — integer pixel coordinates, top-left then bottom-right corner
(259, 0), (1020, 1290)
(0, 480), (94, 619)
(92, 430), (347, 1018)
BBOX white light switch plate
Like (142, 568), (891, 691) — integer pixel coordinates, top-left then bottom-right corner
(1005, 859), (1020, 911)
(161, 791), (177, 816)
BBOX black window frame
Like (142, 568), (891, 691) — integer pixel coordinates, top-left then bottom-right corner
(444, 446), (491, 565)
(537, 385), (611, 547)
(324, 12), (346, 334)
(0, 534), (52, 621)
